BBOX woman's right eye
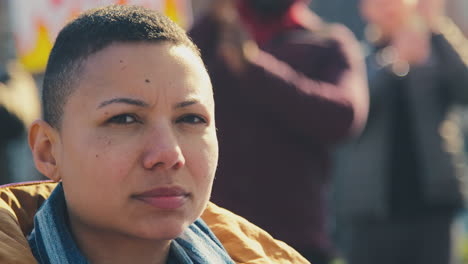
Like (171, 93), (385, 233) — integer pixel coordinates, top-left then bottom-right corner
(107, 114), (138, 125)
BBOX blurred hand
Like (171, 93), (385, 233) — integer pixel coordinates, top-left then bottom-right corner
(391, 15), (431, 65)
(417, 0), (446, 31)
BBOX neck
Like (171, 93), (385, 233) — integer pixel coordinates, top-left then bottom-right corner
(69, 218), (171, 264)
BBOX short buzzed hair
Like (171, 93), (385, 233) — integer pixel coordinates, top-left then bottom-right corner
(42, 5), (199, 129)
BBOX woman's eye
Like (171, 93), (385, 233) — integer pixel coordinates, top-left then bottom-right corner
(177, 114), (207, 124)
(107, 114), (138, 124)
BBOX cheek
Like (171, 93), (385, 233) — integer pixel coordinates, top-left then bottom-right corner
(60, 136), (141, 218)
(185, 147), (216, 217)
(93, 142), (142, 186)
(183, 135), (218, 187)
(62, 133), (140, 186)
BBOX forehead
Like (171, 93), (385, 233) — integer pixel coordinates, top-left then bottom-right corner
(67, 42), (212, 108)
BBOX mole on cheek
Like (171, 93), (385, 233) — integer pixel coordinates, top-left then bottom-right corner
(145, 79), (151, 83)
(95, 154), (99, 158)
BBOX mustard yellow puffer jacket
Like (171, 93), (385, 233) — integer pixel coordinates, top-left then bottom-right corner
(0, 181), (309, 264)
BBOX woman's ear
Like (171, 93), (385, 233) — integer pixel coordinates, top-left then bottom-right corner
(29, 120), (61, 182)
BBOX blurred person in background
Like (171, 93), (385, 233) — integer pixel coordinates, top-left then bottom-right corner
(309, 0), (365, 40)
(0, 0), (41, 184)
(191, 0), (211, 20)
(189, 0), (369, 263)
(332, 0), (468, 263)
(0, 62), (41, 184)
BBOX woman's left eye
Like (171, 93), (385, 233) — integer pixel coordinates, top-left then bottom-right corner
(177, 114), (207, 124)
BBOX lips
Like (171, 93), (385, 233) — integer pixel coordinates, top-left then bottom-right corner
(133, 187), (189, 210)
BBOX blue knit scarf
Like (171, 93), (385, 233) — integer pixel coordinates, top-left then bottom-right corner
(28, 183), (234, 264)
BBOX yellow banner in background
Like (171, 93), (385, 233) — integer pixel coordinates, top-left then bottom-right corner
(10, 0), (192, 73)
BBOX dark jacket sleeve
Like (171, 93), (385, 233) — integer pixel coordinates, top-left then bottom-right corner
(190, 17), (369, 145)
(432, 34), (468, 104)
(368, 34), (468, 108)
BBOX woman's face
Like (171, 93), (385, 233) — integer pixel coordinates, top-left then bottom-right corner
(55, 42), (218, 242)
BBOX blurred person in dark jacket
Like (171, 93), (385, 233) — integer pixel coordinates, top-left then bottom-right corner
(333, 0), (468, 263)
(189, 0), (369, 263)
(0, 62), (41, 184)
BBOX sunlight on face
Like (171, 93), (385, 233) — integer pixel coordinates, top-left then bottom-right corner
(55, 42), (218, 242)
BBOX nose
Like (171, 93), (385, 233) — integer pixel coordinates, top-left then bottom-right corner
(142, 124), (185, 171)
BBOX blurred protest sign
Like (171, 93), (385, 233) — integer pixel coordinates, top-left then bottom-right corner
(9, 0), (192, 73)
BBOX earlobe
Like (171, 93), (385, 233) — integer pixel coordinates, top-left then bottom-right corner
(29, 120), (61, 182)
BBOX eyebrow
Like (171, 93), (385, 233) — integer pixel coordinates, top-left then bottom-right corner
(175, 100), (199, 109)
(97, 97), (150, 109)
(97, 98), (200, 109)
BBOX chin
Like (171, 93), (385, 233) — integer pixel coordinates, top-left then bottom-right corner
(134, 218), (191, 241)
(155, 224), (188, 240)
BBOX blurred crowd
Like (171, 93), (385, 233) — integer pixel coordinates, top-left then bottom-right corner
(1, 0), (468, 263)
